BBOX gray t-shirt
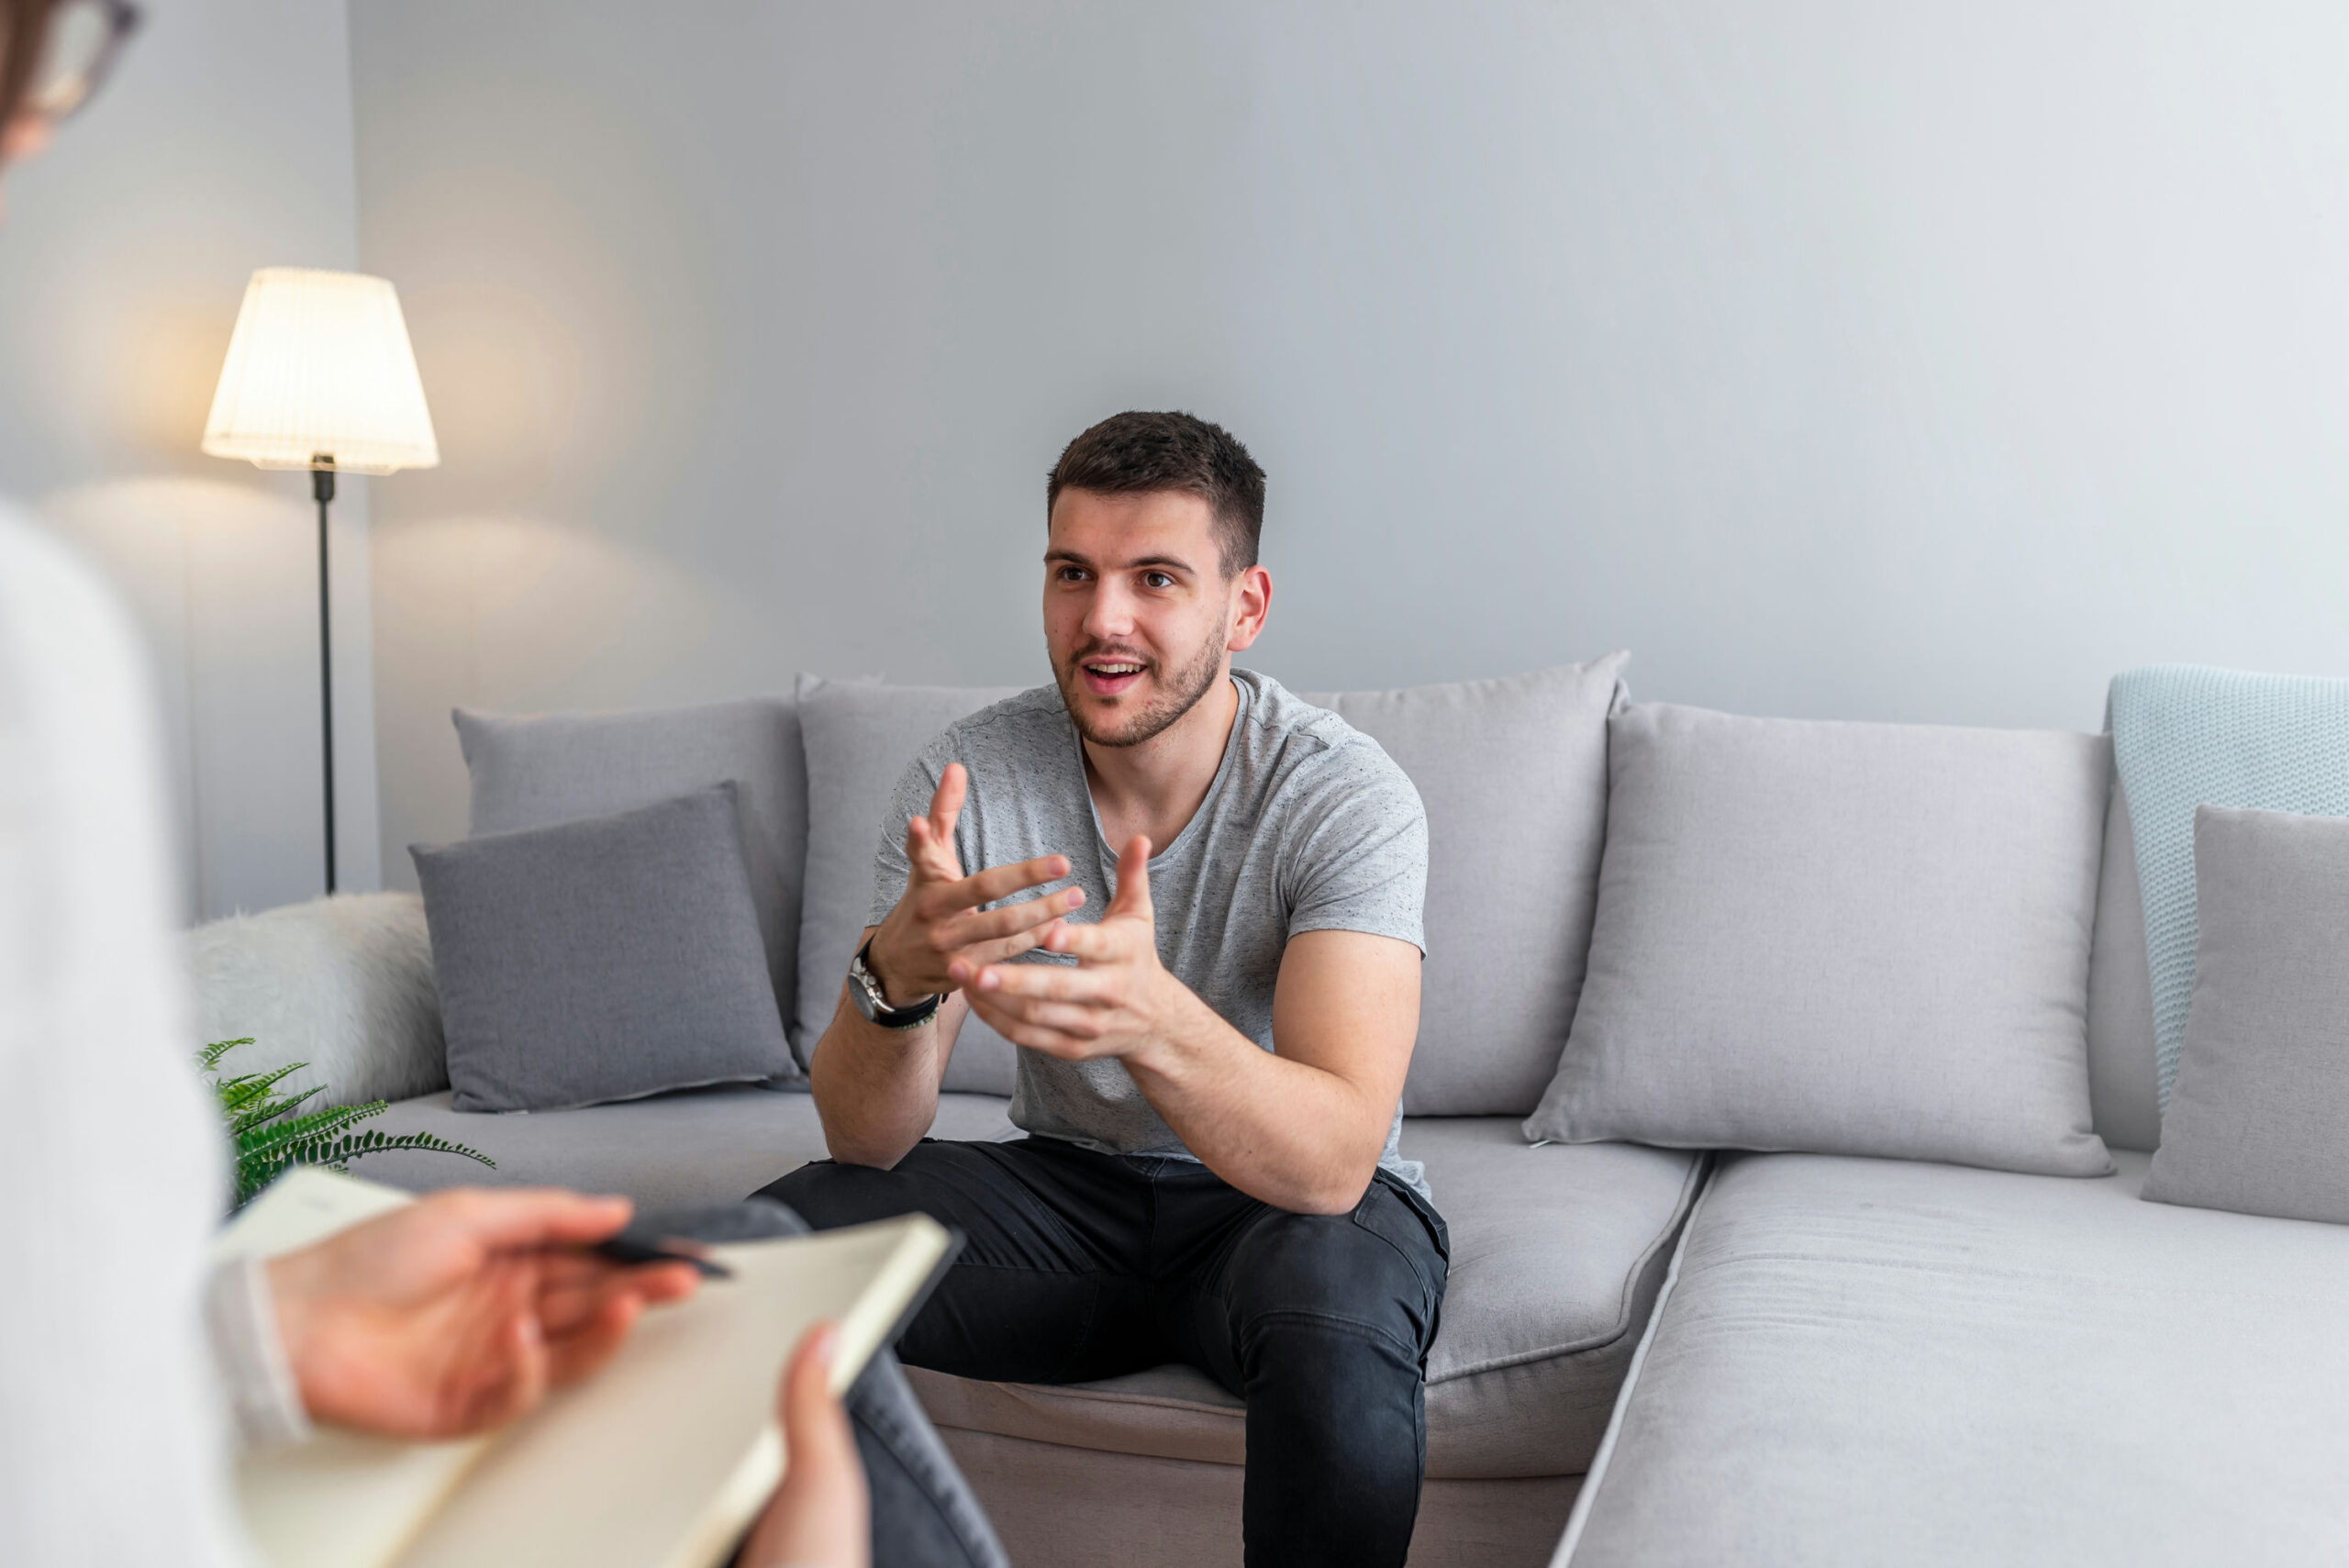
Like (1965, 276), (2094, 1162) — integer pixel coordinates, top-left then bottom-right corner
(869, 668), (1432, 1198)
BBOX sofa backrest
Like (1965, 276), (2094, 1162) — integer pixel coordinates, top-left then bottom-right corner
(1530, 703), (2115, 1175)
(2084, 752), (2163, 1151)
(445, 680), (2168, 1150)
(447, 684), (1026, 1094)
(1306, 659), (1629, 1116)
(792, 676), (1026, 1091)
(453, 699), (809, 1082)
(786, 661), (1629, 1113)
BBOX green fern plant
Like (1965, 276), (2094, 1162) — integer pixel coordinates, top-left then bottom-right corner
(200, 1038), (494, 1210)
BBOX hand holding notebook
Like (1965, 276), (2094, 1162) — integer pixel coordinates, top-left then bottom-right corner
(737, 1321), (872, 1568)
(216, 1170), (955, 1568)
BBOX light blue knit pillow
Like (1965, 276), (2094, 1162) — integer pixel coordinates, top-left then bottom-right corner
(2106, 666), (2349, 1106)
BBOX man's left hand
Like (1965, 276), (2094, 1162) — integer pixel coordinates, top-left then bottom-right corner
(955, 835), (1189, 1063)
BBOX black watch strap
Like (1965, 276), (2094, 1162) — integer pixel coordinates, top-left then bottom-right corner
(851, 939), (942, 1029)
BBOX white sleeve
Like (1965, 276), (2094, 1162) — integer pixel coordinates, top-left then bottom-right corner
(204, 1257), (315, 1451)
(0, 513), (256, 1567)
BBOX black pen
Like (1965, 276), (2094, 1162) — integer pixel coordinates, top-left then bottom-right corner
(590, 1234), (735, 1280)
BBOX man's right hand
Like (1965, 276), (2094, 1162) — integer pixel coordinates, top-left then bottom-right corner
(863, 762), (1084, 1009)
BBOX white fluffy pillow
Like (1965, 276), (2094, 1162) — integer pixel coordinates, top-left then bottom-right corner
(185, 891), (447, 1109)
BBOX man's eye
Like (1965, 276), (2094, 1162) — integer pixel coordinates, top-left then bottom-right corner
(1056, 566), (1088, 583)
(1142, 572), (1174, 590)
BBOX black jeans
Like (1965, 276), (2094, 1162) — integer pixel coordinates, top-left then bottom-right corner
(755, 1137), (1451, 1568)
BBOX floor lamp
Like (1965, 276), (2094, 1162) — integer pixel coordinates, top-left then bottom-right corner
(202, 268), (440, 895)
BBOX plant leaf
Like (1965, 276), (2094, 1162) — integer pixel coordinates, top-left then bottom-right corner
(210, 1038), (492, 1212)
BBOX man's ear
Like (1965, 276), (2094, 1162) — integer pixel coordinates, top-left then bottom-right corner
(1226, 563), (1273, 653)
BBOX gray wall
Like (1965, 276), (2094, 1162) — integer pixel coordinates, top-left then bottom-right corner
(354, 1), (2349, 887)
(0, 0), (376, 920)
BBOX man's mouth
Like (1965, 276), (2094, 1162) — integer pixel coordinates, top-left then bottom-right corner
(1078, 657), (1149, 697)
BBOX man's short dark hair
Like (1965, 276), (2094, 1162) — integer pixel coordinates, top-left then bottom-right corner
(1047, 411), (1265, 577)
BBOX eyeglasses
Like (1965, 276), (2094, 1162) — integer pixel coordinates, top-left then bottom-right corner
(22, 0), (141, 124)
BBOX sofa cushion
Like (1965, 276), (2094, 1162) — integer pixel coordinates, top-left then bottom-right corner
(456, 697), (807, 1081)
(1303, 658), (1629, 1116)
(359, 1086), (1020, 1209)
(795, 676), (1024, 1090)
(1528, 704), (2113, 1176)
(2104, 664), (2349, 1109)
(2085, 766), (2162, 1152)
(796, 662), (1628, 1111)
(907, 1119), (1705, 1479)
(1560, 1151), (2349, 1567)
(413, 786), (796, 1112)
(2143, 806), (2349, 1224)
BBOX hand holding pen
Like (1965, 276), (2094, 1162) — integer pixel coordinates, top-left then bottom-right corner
(263, 1186), (711, 1440)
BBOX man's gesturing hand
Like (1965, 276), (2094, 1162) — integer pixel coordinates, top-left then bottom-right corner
(957, 835), (1189, 1063)
(863, 762), (1086, 1008)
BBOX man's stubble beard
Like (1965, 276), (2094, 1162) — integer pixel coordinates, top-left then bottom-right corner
(1055, 620), (1228, 749)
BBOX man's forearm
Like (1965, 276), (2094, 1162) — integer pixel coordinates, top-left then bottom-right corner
(1126, 992), (1393, 1215)
(807, 983), (953, 1168)
(816, 789), (1076, 1166)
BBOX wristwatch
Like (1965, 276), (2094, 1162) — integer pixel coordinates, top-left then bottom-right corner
(848, 939), (943, 1030)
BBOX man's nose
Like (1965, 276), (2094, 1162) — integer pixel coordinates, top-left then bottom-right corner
(1083, 582), (1137, 640)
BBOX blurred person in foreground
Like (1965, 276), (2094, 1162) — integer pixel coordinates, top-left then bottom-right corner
(0, 5), (942, 1564)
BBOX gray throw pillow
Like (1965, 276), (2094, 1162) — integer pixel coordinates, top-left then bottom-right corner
(1525, 703), (2113, 1176)
(2083, 770), (2164, 1152)
(1306, 656), (1629, 1116)
(455, 698), (807, 1083)
(796, 676), (1024, 1090)
(412, 784), (793, 1112)
(2143, 806), (2349, 1223)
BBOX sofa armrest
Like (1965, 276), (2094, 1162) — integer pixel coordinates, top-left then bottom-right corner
(186, 892), (449, 1108)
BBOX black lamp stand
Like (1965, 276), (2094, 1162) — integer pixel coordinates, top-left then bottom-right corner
(312, 454), (338, 895)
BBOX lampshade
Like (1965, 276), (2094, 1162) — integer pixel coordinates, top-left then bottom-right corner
(201, 268), (440, 475)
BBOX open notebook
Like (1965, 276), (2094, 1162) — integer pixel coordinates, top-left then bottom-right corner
(213, 1169), (953, 1568)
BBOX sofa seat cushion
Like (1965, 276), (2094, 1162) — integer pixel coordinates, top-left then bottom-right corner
(1561, 1151), (2349, 1567)
(360, 1087), (1019, 1210)
(909, 1119), (1706, 1479)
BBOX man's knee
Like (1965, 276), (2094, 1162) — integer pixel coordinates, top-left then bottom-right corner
(1225, 1206), (1440, 1362)
(753, 1154), (918, 1229)
(752, 1138), (1017, 1232)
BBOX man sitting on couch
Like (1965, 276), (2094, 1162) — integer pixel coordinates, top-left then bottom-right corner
(761, 411), (1445, 1568)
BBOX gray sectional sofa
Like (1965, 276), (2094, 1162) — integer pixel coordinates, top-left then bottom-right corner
(186, 662), (2348, 1567)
